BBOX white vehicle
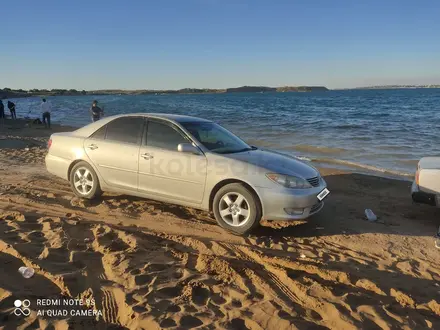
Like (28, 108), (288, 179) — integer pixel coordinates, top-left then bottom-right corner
(412, 157), (440, 207)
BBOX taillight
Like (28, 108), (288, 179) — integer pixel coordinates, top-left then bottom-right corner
(47, 138), (52, 149)
(415, 170), (420, 186)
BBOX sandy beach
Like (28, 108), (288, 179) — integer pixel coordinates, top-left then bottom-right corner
(0, 119), (439, 329)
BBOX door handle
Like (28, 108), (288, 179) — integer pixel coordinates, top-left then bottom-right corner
(141, 153), (154, 160)
(87, 144), (98, 150)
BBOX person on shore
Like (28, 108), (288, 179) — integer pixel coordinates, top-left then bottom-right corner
(0, 100), (5, 127)
(7, 100), (16, 119)
(0, 100), (5, 119)
(90, 100), (104, 122)
(41, 98), (51, 128)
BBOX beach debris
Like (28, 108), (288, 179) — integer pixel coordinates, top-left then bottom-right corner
(24, 147), (29, 151)
(316, 226), (324, 230)
(18, 266), (35, 279)
(66, 219), (78, 226)
(365, 209), (377, 222)
(84, 238), (92, 243)
(300, 253), (306, 259)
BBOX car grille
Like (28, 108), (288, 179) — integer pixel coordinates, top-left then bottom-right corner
(310, 202), (323, 213)
(307, 176), (320, 187)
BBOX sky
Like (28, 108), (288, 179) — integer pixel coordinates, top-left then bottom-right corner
(1, 0), (439, 90)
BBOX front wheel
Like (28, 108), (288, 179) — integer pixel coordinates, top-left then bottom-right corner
(69, 161), (102, 199)
(213, 183), (261, 235)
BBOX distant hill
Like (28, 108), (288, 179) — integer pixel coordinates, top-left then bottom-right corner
(226, 86), (328, 93)
(276, 86), (329, 92)
(89, 88), (227, 95)
(226, 86), (276, 93)
(0, 88), (87, 99)
(0, 85), (329, 99)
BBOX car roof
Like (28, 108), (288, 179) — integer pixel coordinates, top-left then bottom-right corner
(70, 113), (212, 138)
(121, 113), (212, 123)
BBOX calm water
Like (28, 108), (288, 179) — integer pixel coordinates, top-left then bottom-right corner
(9, 89), (440, 178)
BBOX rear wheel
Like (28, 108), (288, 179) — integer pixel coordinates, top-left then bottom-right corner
(213, 183), (261, 235)
(69, 161), (102, 199)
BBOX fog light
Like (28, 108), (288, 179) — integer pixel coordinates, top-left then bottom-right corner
(284, 208), (304, 215)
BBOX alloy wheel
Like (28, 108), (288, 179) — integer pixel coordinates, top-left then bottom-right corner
(73, 167), (94, 195)
(219, 192), (251, 227)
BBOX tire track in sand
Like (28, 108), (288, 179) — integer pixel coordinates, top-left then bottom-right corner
(220, 242), (303, 311)
(101, 288), (118, 324)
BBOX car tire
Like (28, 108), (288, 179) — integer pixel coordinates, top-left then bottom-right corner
(213, 183), (261, 235)
(69, 161), (102, 199)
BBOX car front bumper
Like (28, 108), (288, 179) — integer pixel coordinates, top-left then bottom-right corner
(257, 180), (328, 221)
(411, 181), (437, 207)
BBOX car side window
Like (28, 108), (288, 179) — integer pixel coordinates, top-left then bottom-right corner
(105, 117), (144, 145)
(146, 121), (190, 150)
(90, 125), (107, 140)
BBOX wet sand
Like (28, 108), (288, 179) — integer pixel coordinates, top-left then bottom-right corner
(1, 119), (440, 329)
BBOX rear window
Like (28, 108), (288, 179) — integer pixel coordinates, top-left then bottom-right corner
(90, 125), (107, 139)
(105, 117), (144, 145)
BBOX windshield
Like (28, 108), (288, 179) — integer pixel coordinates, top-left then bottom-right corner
(181, 121), (254, 154)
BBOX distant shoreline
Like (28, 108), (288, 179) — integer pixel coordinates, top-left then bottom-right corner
(0, 86), (329, 99)
(2, 85), (439, 99)
(335, 85), (440, 90)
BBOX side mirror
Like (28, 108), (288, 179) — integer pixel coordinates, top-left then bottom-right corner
(177, 143), (202, 155)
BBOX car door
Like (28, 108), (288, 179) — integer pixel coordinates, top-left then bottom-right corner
(138, 119), (207, 204)
(84, 116), (145, 191)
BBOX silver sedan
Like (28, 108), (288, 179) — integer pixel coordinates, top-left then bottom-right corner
(45, 114), (329, 235)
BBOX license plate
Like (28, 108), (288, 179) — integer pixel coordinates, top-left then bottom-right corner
(317, 188), (330, 201)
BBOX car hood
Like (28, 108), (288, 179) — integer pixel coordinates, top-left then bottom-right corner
(221, 148), (319, 179)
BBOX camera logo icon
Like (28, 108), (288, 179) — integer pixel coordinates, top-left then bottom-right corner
(14, 299), (31, 316)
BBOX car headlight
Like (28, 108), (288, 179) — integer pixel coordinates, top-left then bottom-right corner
(266, 173), (312, 189)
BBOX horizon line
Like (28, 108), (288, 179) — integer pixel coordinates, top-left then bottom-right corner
(3, 83), (440, 93)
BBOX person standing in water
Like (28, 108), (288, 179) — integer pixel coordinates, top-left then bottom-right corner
(7, 100), (16, 119)
(41, 98), (52, 128)
(90, 100), (104, 122)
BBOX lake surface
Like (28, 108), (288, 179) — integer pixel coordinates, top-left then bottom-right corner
(8, 89), (440, 178)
